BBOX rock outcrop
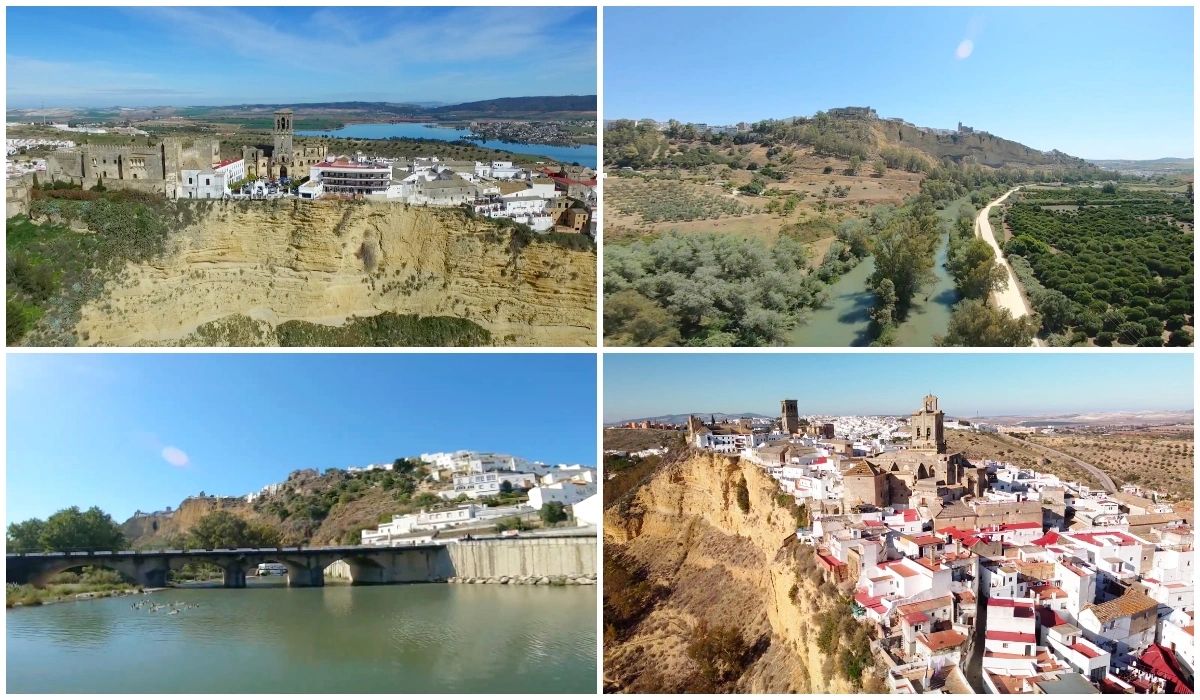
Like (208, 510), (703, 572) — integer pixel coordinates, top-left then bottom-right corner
(75, 199), (595, 346)
(604, 450), (862, 693)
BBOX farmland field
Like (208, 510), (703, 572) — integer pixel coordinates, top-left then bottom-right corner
(1027, 429), (1194, 500)
(1000, 185), (1194, 346)
(605, 176), (758, 223)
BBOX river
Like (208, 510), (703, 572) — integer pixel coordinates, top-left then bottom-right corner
(296, 123), (597, 168)
(786, 196), (969, 346)
(7, 583), (596, 693)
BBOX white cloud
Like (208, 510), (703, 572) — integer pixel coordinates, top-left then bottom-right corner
(955, 39), (975, 60)
(161, 446), (190, 468)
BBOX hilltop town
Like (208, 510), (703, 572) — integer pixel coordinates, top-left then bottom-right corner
(7, 109), (596, 236)
(605, 397), (1193, 694)
(125, 449), (597, 550)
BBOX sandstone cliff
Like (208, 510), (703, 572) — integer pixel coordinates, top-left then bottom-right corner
(74, 199), (595, 346)
(604, 450), (866, 693)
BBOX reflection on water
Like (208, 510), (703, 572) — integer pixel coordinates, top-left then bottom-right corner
(295, 123), (598, 168)
(789, 255), (877, 347)
(8, 584), (596, 693)
(788, 230), (960, 347)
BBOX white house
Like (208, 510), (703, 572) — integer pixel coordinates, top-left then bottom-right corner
(572, 493), (601, 527)
(1077, 589), (1159, 658)
(527, 479), (596, 509)
(180, 157), (245, 199)
(440, 471), (539, 500)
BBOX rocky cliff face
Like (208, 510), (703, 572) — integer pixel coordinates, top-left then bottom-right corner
(604, 450), (861, 693)
(75, 200), (595, 346)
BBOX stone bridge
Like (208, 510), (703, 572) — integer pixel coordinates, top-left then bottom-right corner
(6, 535), (596, 589)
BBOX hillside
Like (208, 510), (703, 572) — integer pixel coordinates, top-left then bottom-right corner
(10, 196), (596, 347)
(8, 96), (598, 124)
(604, 448), (879, 693)
(429, 95), (597, 118)
(121, 464), (449, 548)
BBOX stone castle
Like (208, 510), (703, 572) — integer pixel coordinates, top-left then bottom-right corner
(44, 109), (327, 196)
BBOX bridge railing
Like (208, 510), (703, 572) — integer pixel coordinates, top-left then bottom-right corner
(6, 531), (596, 557)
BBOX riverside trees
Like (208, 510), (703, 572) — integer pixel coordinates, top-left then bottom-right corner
(865, 197), (940, 343)
(7, 506), (127, 552)
(604, 232), (825, 346)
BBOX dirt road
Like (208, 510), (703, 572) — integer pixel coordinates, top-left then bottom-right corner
(1004, 434), (1118, 493)
(975, 187), (1041, 347)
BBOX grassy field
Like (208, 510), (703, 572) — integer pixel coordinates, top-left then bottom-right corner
(1027, 430), (1194, 500)
(604, 428), (685, 453)
(945, 429), (1107, 490)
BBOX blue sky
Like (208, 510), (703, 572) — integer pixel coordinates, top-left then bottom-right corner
(6, 354), (596, 524)
(6, 7), (596, 107)
(605, 7), (1193, 160)
(604, 353), (1194, 423)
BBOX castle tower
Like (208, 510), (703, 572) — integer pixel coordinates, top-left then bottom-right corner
(273, 109), (294, 175)
(910, 394), (946, 454)
(781, 399), (800, 435)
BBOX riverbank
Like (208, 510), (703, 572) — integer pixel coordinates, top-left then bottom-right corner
(7, 582), (147, 608)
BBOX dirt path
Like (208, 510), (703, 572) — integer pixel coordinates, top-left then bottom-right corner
(1004, 434), (1117, 493)
(975, 187), (1041, 347)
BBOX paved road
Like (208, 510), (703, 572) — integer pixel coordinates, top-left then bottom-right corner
(1004, 434), (1117, 493)
(975, 187), (1042, 347)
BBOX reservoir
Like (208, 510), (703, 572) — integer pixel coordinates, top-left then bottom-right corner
(296, 123), (597, 168)
(7, 583), (596, 693)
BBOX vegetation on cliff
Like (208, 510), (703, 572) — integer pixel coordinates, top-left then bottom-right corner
(7, 186), (172, 345)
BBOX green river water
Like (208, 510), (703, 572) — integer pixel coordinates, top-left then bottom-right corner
(786, 197), (968, 346)
(7, 583), (596, 693)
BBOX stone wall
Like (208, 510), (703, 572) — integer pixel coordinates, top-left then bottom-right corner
(445, 535), (596, 579)
(322, 536), (597, 583)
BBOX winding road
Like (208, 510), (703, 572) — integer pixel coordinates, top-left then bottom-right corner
(1001, 434), (1118, 493)
(975, 187), (1042, 347)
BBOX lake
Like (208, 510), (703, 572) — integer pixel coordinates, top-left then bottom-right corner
(7, 583), (596, 693)
(296, 123), (597, 168)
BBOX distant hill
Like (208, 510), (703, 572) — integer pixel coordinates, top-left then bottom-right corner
(429, 95), (596, 117)
(1087, 157), (1194, 176)
(970, 410), (1194, 428)
(607, 412), (773, 426)
(7, 96), (597, 124)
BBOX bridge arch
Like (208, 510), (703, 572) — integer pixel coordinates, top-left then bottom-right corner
(29, 560), (142, 589)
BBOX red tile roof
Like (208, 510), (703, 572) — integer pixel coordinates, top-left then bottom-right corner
(1071, 531), (1139, 547)
(920, 629), (968, 651)
(1031, 530), (1060, 546)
